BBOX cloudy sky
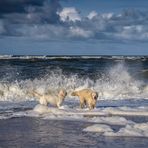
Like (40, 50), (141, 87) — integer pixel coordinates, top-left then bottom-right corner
(0, 0), (148, 55)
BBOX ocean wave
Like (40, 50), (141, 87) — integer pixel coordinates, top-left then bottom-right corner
(0, 62), (147, 102)
(0, 55), (147, 60)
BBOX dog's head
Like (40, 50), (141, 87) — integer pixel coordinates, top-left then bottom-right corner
(91, 92), (98, 108)
(92, 92), (98, 100)
(58, 89), (67, 100)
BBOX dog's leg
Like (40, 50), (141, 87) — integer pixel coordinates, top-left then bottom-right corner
(88, 103), (93, 110)
(57, 100), (62, 108)
(79, 97), (85, 109)
(39, 97), (48, 106)
(87, 99), (94, 110)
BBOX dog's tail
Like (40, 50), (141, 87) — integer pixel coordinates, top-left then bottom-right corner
(27, 90), (42, 99)
(32, 91), (42, 98)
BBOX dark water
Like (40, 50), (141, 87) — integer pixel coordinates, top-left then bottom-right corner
(0, 56), (148, 82)
(0, 117), (148, 148)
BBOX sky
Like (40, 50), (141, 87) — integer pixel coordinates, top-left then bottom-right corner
(0, 0), (148, 55)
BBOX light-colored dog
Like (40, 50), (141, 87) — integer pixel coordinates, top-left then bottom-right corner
(30, 89), (67, 108)
(71, 89), (98, 110)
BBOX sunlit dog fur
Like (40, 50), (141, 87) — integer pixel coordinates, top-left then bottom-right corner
(71, 89), (98, 110)
(30, 89), (67, 108)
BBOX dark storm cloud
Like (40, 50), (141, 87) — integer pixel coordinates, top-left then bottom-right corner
(0, 0), (66, 37)
(2, 0), (61, 24)
(0, 0), (62, 24)
(0, 0), (62, 36)
(0, 0), (45, 14)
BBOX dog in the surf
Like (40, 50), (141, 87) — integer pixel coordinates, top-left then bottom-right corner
(71, 89), (98, 110)
(30, 89), (67, 108)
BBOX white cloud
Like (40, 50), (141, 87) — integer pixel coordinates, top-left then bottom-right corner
(69, 26), (94, 38)
(114, 25), (148, 40)
(102, 13), (113, 19)
(87, 11), (97, 19)
(58, 7), (81, 22)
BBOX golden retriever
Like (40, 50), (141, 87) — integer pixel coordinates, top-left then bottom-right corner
(71, 89), (98, 110)
(30, 89), (67, 108)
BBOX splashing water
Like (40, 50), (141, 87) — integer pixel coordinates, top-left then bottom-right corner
(95, 63), (146, 99)
(0, 62), (147, 101)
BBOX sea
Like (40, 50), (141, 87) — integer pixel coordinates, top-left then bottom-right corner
(0, 55), (148, 148)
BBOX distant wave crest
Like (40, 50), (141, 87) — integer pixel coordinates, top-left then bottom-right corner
(0, 55), (147, 60)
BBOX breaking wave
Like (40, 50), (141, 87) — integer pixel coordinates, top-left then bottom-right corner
(0, 62), (147, 101)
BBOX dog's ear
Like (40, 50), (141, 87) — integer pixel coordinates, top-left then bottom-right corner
(59, 89), (67, 97)
(91, 92), (98, 100)
(64, 91), (67, 97)
(71, 91), (76, 96)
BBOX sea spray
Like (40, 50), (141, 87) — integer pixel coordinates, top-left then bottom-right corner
(0, 62), (147, 101)
(94, 62), (145, 99)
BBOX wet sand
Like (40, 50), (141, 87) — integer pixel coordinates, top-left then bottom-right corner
(0, 117), (148, 148)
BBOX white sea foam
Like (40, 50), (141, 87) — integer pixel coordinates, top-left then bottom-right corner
(83, 124), (113, 133)
(103, 122), (148, 137)
(30, 105), (148, 121)
(83, 121), (148, 137)
(1, 101), (148, 120)
(33, 104), (50, 113)
(103, 106), (148, 116)
(89, 116), (134, 125)
(0, 55), (13, 59)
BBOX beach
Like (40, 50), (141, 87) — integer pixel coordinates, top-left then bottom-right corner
(0, 56), (148, 147)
